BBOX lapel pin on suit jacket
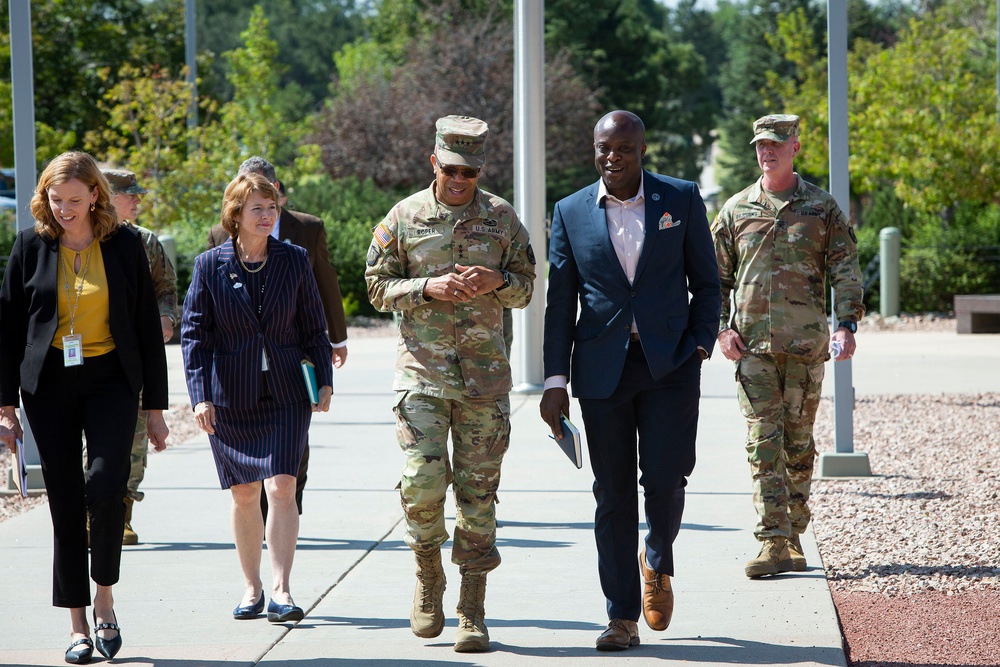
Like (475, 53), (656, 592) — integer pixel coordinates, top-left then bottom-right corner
(658, 212), (682, 230)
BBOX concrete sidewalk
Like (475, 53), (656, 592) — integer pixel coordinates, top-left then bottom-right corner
(3, 329), (998, 666)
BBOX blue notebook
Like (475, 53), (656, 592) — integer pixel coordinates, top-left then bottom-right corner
(300, 359), (319, 404)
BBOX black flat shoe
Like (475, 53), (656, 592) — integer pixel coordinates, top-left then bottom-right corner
(93, 609), (122, 660)
(65, 637), (93, 664)
(233, 591), (265, 620)
(267, 598), (304, 623)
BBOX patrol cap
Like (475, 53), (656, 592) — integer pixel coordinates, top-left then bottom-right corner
(750, 114), (800, 144)
(434, 115), (489, 168)
(102, 169), (148, 195)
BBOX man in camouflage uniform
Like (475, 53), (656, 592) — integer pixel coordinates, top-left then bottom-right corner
(104, 169), (179, 545)
(365, 116), (535, 652)
(711, 115), (865, 578)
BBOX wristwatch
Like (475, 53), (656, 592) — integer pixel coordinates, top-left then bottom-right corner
(497, 270), (512, 291)
(837, 320), (857, 334)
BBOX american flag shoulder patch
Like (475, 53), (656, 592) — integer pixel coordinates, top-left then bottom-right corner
(374, 223), (394, 248)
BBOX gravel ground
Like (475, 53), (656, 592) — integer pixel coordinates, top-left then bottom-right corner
(4, 315), (995, 664)
(811, 318), (1000, 667)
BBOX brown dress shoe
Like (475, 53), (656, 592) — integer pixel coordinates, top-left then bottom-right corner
(639, 548), (673, 631)
(596, 619), (640, 651)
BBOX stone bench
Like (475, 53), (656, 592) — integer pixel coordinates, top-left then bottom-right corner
(954, 295), (1000, 333)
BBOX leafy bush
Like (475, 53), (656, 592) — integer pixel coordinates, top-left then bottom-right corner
(899, 246), (997, 313)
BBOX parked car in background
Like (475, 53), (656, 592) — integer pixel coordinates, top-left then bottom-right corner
(0, 169), (14, 199)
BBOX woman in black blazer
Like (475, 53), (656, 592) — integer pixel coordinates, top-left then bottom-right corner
(182, 173), (332, 623)
(0, 152), (169, 664)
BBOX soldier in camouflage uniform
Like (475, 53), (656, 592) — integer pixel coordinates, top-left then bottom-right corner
(710, 115), (864, 578)
(365, 116), (535, 653)
(104, 169), (179, 545)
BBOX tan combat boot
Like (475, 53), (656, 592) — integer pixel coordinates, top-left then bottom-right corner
(410, 548), (446, 638)
(744, 536), (794, 578)
(787, 534), (807, 571)
(122, 497), (139, 546)
(454, 573), (489, 652)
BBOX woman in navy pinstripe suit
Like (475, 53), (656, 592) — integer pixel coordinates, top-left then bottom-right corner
(181, 173), (333, 622)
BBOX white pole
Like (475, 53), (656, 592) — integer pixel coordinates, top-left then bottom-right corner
(818, 0), (871, 477)
(512, 0), (546, 392)
(7, 0), (44, 492)
(185, 0), (198, 135)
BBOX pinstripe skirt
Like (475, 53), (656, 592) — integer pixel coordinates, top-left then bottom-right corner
(209, 397), (311, 489)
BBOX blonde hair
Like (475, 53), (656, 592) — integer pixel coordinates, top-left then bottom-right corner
(220, 172), (280, 239)
(30, 151), (118, 241)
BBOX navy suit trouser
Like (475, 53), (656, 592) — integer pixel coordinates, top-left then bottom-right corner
(579, 341), (701, 621)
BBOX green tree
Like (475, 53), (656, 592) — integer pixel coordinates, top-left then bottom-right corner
(195, 0), (362, 114)
(713, 0), (823, 198)
(315, 0), (600, 203)
(0, 0), (185, 145)
(851, 9), (1000, 215)
(542, 0), (713, 181)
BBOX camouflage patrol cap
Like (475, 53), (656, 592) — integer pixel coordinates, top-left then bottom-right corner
(434, 115), (489, 168)
(750, 114), (800, 144)
(102, 169), (148, 195)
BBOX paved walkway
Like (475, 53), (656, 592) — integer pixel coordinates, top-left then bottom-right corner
(3, 329), (998, 666)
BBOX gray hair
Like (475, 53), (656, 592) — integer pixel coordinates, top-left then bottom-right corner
(238, 156), (277, 182)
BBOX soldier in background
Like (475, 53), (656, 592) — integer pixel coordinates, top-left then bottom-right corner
(365, 115), (535, 653)
(711, 114), (865, 578)
(103, 169), (179, 545)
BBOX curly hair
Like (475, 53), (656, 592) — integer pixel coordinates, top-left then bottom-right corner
(220, 172), (280, 239)
(30, 151), (118, 242)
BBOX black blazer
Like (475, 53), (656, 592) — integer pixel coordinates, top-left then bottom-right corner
(0, 226), (168, 409)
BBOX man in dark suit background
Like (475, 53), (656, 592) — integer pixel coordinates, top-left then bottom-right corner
(540, 111), (721, 651)
(208, 156), (348, 516)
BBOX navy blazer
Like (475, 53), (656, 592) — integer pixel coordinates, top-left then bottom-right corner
(207, 208), (348, 344)
(181, 236), (333, 410)
(543, 170), (722, 400)
(0, 226), (168, 408)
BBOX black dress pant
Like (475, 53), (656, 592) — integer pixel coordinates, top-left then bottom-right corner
(21, 347), (139, 608)
(579, 343), (701, 621)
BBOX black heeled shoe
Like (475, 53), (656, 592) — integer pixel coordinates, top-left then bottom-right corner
(233, 591), (265, 620)
(267, 598), (304, 623)
(64, 637), (94, 664)
(93, 609), (122, 660)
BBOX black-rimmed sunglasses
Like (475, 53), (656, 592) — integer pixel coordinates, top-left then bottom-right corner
(440, 166), (480, 179)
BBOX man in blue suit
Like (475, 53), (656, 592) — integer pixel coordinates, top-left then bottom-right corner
(540, 110), (721, 651)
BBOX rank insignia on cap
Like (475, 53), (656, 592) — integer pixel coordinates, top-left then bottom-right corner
(658, 212), (681, 230)
(374, 222), (394, 249)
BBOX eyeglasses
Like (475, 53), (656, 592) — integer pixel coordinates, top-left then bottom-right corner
(440, 166), (480, 179)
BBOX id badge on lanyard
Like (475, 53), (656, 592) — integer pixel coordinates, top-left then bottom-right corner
(63, 334), (84, 367)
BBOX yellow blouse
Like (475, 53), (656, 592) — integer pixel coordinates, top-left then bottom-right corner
(53, 241), (115, 356)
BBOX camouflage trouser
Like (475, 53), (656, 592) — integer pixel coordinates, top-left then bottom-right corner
(393, 391), (511, 574)
(127, 408), (149, 501)
(736, 353), (824, 540)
